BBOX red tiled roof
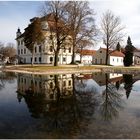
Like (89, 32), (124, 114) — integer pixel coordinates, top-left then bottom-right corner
(99, 48), (124, 57)
(78, 49), (96, 55)
(110, 50), (125, 57)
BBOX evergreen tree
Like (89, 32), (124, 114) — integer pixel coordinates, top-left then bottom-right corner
(123, 36), (134, 66)
(116, 42), (121, 51)
(123, 74), (133, 99)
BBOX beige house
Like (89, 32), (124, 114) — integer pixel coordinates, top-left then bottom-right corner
(16, 14), (73, 64)
(133, 49), (140, 65)
(93, 48), (125, 66)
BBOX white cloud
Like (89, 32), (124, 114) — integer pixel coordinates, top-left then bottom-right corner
(91, 0), (140, 48)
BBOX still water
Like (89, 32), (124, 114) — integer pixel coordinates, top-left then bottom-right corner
(0, 72), (140, 138)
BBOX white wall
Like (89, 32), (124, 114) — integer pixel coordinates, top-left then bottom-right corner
(109, 56), (124, 66)
(75, 54), (92, 64)
(93, 48), (107, 64)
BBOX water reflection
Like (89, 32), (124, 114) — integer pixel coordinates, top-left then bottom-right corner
(1, 72), (140, 138)
(123, 74), (133, 99)
(16, 74), (99, 136)
(0, 72), (16, 90)
(17, 73), (126, 122)
(100, 74), (124, 121)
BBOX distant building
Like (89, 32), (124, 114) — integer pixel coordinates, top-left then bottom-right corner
(76, 49), (96, 64)
(16, 14), (73, 64)
(93, 48), (125, 66)
(133, 48), (140, 65)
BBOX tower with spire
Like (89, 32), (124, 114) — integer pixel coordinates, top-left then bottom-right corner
(16, 28), (21, 38)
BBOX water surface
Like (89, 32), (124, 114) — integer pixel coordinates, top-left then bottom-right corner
(0, 72), (140, 138)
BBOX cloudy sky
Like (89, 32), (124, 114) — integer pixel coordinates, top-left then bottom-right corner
(0, 0), (140, 48)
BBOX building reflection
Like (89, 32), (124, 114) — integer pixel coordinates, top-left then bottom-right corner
(76, 73), (124, 121)
(16, 72), (133, 134)
(16, 73), (97, 136)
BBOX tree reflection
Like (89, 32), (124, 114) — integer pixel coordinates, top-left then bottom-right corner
(17, 74), (99, 137)
(123, 74), (133, 99)
(100, 74), (124, 121)
(0, 72), (16, 90)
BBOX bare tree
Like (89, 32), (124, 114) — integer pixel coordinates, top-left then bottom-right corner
(67, 1), (98, 64)
(24, 17), (45, 65)
(5, 43), (16, 58)
(101, 10), (125, 65)
(77, 39), (93, 63)
(41, 1), (71, 66)
(0, 43), (16, 63)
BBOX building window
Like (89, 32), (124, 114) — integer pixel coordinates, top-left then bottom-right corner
(18, 41), (20, 46)
(100, 59), (102, 64)
(18, 49), (20, 55)
(35, 81), (37, 86)
(69, 48), (71, 53)
(64, 47), (66, 53)
(35, 57), (37, 62)
(50, 57), (53, 62)
(68, 80), (71, 86)
(100, 51), (102, 53)
(39, 57), (41, 63)
(35, 47), (37, 53)
(24, 58), (26, 63)
(21, 40), (23, 45)
(50, 46), (53, 52)
(63, 81), (66, 87)
(21, 78), (23, 83)
(113, 58), (114, 62)
(24, 48), (26, 54)
(50, 82), (53, 89)
(31, 57), (32, 62)
(63, 57), (66, 62)
(21, 49), (23, 54)
(24, 79), (26, 84)
(39, 45), (41, 52)
(95, 59), (97, 64)
(117, 58), (119, 62)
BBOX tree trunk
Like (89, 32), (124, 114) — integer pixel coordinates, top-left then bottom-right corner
(105, 51), (109, 65)
(54, 51), (59, 66)
(105, 39), (109, 65)
(71, 48), (75, 64)
(80, 54), (82, 63)
(71, 39), (76, 64)
(31, 47), (35, 66)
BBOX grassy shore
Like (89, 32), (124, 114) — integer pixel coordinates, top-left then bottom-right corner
(1, 64), (140, 75)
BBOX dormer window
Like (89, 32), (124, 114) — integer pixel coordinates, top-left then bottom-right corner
(69, 48), (71, 53)
(50, 46), (53, 52)
(41, 22), (48, 30)
(17, 41), (20, 46)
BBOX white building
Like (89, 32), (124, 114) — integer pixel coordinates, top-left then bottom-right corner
(93, 48), (125, 66)
(76, 49), (96, 64)
(16, 14), (73, 64)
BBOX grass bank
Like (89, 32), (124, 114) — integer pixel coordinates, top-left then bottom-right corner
(1, 64), (100, 75)
(1, 64), (140, 75)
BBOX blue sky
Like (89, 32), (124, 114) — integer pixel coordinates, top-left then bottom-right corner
(0, 1), (140, 48)
(0, 1), (43, 45)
